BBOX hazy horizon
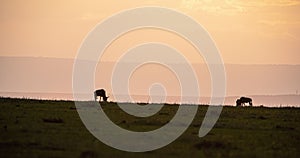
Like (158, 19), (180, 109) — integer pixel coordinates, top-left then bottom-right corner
(2, 56), (300, 65)
(1, 91), (300, 107)
(1, 56), (300, 107)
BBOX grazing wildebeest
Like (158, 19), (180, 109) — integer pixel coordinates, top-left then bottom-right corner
(94, 89), (109, 102)
(236, 97), (253, 107)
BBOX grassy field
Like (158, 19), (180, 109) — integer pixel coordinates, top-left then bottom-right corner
(0, 97), (299, 158)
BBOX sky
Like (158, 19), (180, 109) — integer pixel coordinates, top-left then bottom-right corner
(1, 0), (300, 64)
(0, 0), (300, 104)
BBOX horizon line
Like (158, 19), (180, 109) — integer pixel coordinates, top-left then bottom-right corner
(1, 91), (299, 97)
(1, 55), (300, 66)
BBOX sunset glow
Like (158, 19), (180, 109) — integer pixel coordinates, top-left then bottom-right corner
(0, 0), (300, 105)
(1, 0), (299, 64)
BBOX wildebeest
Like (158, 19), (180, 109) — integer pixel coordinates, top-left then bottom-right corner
(94, 89), (109, 102)
(236, 97), (253, 106)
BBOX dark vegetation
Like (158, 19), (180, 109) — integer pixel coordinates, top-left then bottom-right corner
(0, 97), (299, 158)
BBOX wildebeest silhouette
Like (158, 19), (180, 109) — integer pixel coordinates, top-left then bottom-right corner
(236, 97), (253, 106)
(94, 89), (109, 102)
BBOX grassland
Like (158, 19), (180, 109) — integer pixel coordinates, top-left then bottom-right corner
(0, 97), (299, 158)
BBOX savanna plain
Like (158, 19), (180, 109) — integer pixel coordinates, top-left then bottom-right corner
(0, 97), (299, 158)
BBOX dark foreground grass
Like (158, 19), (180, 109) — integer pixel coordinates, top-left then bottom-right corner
(0, 97), (299, 158)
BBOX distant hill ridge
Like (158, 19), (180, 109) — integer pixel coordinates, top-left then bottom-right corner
(1, 56), (299, 107)
(0, 91), (299, 107)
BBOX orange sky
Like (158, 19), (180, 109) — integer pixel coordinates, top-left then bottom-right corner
(1, 0), (300, 64)
(1, 1), (300, 104)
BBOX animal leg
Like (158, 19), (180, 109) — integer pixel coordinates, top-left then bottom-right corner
(94, 92), (97, 101)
